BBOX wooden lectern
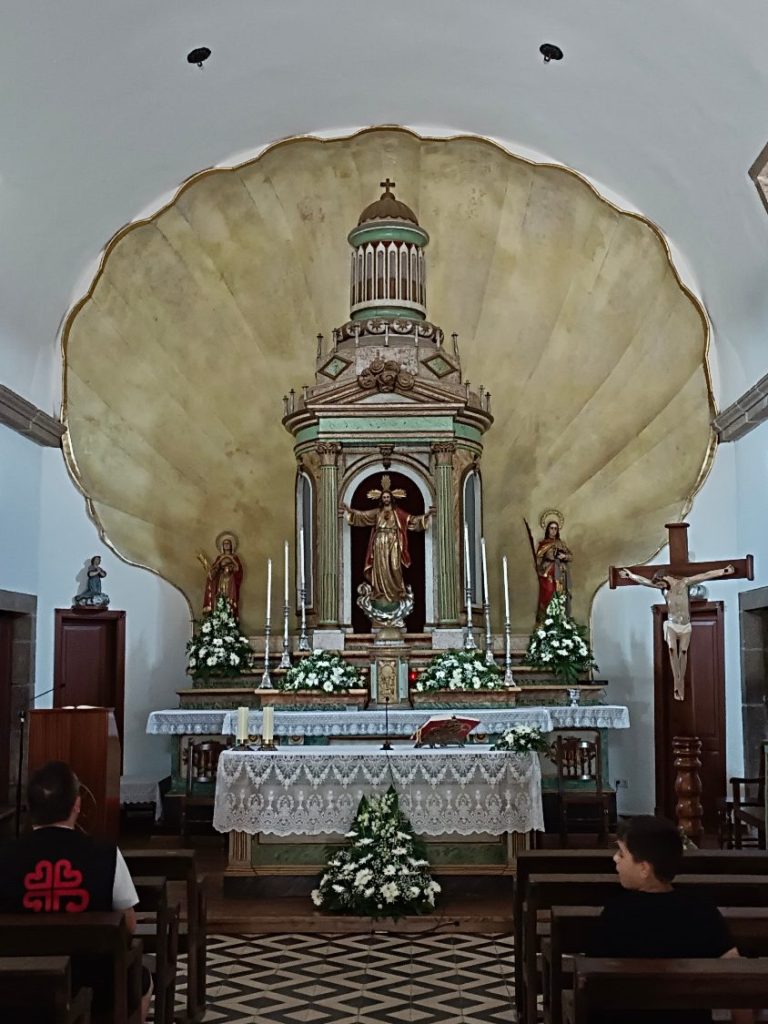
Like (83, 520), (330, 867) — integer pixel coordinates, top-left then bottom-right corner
(27, 708), (121, 840)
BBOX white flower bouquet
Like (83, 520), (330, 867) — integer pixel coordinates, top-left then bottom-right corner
(186, 596), (252, 679)
(311, 788), (441, 918)
(414, 650), (506, 692)
(492, 724), (549, 752)
(278, 650), (362, 693)
(525, 594), (596, 684)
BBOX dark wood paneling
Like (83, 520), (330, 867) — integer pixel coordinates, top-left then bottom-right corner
(654, 600), (726, 830)
(53, 610), (125, 760)
(0, 615), (13, 801)
(27, 708), (121, 839)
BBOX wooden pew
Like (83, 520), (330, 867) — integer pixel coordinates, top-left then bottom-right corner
(564, 957), (768, 1024)
(544, 905), (768, 1024)
(0, 913), (142, 1024)
(522, 873), (768, 1024)
(133, 876), (179, 1024)
(124, 849), (206, 1023)
(0, 955), (93, 1023)
(513, 848), (768, 1022)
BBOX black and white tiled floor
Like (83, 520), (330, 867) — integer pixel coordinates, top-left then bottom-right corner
(175, 933), (516, 1023)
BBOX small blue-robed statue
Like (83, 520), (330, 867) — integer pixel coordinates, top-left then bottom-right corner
(73, 555), (110, 609)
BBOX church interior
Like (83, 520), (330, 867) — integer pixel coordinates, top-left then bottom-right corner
(3, 2), (768, 1022)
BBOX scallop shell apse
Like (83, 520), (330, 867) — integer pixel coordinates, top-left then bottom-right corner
(63, 127), (714, 634)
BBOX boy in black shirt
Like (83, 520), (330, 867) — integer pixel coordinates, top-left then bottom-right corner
(587, 815), (749, 1024)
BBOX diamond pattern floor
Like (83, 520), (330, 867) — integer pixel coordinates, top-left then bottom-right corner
(174, 933), (515, 1023)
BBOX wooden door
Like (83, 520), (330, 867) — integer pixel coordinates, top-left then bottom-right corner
(654, 600), (725, 831)
(53, 610), (125, 763)
(0, 614), (13, 802)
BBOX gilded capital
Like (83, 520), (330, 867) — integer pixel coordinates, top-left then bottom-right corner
(431, 441), (457, 465)
(315, 441), (342, 466)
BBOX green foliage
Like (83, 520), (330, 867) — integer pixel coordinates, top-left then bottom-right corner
(524, 594), (596, 684)
(278, 650), (362, 693)
(415, 650), (506, 692)
(186, 597), (252, 678)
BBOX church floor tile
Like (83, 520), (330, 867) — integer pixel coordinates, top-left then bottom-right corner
(173, 932), (515, 1023)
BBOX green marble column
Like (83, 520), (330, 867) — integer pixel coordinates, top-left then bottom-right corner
(316, 442), (341, 625)
(432, 442), (459, 624)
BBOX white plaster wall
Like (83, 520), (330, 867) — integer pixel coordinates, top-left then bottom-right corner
(33, 450), (190, 778)
(0, 424), (42, 596)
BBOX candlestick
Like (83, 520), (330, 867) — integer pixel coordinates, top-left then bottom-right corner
(265, 558), (272, 626)
(299, 527), (306, 589)
(481, 537), (489, 606)
(481, 539), (494, 665)
(463, 523), (476, 651)
(280, 542), (291, 668)
(283, 541), (289, 605)
(236, 706), (249, 746)
(502, 555), (515, 685)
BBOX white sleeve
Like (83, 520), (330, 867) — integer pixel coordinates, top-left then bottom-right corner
(112, 848), (139, 910)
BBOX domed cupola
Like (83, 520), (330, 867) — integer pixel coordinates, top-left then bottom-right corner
(347, 179), (429, 321)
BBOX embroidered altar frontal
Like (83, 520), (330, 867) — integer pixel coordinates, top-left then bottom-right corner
(213, 745), (544, 892)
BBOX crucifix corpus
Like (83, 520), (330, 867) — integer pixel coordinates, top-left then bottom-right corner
(609, 523), (754, 700)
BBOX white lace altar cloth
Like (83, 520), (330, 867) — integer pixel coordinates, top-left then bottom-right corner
(147, 705), (629, 737)
(212, 744), (544, 837)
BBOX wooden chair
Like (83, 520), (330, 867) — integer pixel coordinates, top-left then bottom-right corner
(564, 957), (768, 1024)
(133, 876), (179, 1024)
(124, 850), (206, 1024)
(0, 913), (143, 1024)
(180, 738), (228, 838)
(730, 759), (766, 848)
(0, 955), (93, 1023)
(549, 731), (614, 846)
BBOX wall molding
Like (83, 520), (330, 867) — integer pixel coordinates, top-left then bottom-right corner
(712, 371), (768, 442)
(0, 384), (64, 447)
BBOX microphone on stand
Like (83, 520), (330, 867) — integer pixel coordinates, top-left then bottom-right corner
(380, 697), (392, 752)
(15, 684), (63, 838)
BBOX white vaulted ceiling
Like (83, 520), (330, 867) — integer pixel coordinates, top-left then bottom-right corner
(2, 0), (768, 411)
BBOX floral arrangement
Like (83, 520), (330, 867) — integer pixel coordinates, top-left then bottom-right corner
(311, 788), (441, 918)
(413, 649), (506, 692)
(491, 724), (549, 752)
(278, 650), (362, 693)
(525, 594), (596, 684)
(186, 597), (252, 678)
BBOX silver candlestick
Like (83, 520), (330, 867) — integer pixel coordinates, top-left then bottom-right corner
(463, 586), (477, 650)
(503, 619), (516, 685)
(483, 601), (495, 665)
(280, 600), (292, 669)
(298, 586), (311, 652)
(259, 622), (273, 689)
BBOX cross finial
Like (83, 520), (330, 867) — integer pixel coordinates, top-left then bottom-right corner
(380, 177), (396, 194)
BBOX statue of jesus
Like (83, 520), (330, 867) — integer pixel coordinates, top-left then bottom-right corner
(618, 564), (736, 700)
(340, 475), (435, 605)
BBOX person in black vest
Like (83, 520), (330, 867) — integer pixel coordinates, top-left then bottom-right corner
(0, 760), (152, 1022)
(587, 814), (750, 1024)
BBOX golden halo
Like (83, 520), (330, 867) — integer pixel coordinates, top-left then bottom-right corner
(215, 530), (239, 553)
(539, 509), (565, 532)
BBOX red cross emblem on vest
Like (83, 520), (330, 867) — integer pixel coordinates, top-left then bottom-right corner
(23, 859), (91, 912)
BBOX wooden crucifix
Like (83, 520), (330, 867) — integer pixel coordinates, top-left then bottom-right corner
(609, 523), (753, 700)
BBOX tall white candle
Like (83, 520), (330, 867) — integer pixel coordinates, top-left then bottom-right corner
(236, 706), (249, 744)
(464, 523), (472, 593)
(481, 537), (489, 605)
(502, 555), (511, 622)
(262, 706), (274, 744)
(299, 528), (306, 589)
(284, 540), (289, 606)
(266, 558), (272, 625)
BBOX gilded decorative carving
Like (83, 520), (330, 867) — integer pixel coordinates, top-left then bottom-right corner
(376, 659), (399, 703)
(334, 318), (444, 346)
(62, 126), (714, 633)
(315, 442), (342, 466)
(358, 358), (415, 393)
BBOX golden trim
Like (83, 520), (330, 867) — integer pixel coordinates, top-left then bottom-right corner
(58, 125), (716, 610)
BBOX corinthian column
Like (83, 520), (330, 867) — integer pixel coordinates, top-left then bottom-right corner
(432, 442), (459, 624)
(316, 443), (342, 625)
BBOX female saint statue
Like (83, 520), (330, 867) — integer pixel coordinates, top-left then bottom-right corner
(199, 532), (244, 619)
(529, 510), (573, 620)
(340, 475), (435, 606)
(73, 555), (109, 608)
